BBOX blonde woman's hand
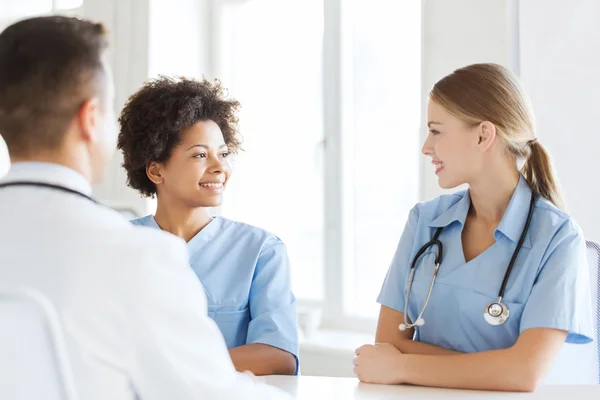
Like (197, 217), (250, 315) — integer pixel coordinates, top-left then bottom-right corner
(353, 343), (405, 385)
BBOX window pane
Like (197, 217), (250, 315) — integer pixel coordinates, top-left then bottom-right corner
(218, 0), (324, 301)
(1, 0), (52, 20)
(348, 0), (421, 317)
(148, 0), (204, 78)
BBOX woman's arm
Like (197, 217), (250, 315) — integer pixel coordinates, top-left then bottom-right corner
(376, 305), (459, 355)
(356, 327), (567, 392)
(230, 344), (296, 375)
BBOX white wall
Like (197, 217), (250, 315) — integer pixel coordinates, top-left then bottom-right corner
(420, 0), (519, 201)
(519, 0), (600, 240)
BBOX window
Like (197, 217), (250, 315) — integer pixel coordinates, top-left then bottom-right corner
(213, 0), (421, 328)
(347, 0), (421, 318)
(217, 0), (325, 301)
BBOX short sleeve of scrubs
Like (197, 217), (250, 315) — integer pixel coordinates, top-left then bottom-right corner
(519, 221), (594, 344)
(246, 239), (299, 370)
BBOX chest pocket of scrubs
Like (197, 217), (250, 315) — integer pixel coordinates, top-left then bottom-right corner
(208, 306), (250, 349)
(457, 289), (526, 351)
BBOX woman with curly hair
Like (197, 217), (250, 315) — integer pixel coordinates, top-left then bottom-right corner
(117, 76), (298, 376)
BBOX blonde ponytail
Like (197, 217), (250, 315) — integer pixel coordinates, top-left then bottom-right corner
(521, 139), (565, 210)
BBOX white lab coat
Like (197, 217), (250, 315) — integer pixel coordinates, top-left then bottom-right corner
(0, 162), (290, 400)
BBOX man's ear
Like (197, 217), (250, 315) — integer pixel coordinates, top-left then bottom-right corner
(76, 97), (101, 144)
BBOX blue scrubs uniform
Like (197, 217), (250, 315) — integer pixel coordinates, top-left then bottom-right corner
(132, 216), (299, 369)
(378, 175), (594, 352)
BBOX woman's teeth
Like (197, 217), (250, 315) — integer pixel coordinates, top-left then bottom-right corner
(200, 183), (223, 188)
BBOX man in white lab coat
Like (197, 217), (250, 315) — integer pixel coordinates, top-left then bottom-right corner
(0, 16), (289, 400)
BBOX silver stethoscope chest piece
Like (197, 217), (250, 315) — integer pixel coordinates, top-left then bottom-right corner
(483, 300), (510, 325)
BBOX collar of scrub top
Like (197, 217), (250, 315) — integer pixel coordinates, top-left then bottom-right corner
(0, 161), (94, 198)
(426, 175), (534, 249)
(145, 214), (227, 261)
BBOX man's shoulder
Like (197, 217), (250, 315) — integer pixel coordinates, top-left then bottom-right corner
(101, 226), (188, 265)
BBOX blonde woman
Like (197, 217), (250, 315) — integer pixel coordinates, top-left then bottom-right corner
(354, 63), (593, 392)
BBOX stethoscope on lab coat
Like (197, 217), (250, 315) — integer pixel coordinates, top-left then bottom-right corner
(399, 192), (537, 331)
(0, 181), (97, 203)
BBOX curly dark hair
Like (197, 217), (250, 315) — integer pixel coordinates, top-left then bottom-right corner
(117, 76), (242, 197)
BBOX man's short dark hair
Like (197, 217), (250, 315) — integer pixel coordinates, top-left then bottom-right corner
(0, 16), (109, 156)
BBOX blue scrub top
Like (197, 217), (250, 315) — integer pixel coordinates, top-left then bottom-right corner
(378, 175), (594, 353)
(132, 215), (299, 368)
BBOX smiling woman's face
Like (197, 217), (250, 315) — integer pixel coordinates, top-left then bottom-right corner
(148, 120), (232, 208)
(421, 100), (484, 189)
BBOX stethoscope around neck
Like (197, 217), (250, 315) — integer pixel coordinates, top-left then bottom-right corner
(0, 181), (97, 203)
(399, 192), (537, 331)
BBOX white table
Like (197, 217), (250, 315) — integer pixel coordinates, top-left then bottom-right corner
(260, 375), (600, 399)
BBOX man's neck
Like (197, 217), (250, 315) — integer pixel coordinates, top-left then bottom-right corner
(10, 151), (92, 183)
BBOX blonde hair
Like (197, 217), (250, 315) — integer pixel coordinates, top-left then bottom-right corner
(430, 63), (564, 210)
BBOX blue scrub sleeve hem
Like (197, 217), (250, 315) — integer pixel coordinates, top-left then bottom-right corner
(376, 295), (404, 314)
(520, 324), (594, 345)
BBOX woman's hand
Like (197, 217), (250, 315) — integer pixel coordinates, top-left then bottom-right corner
(353, 343), (405, 385)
